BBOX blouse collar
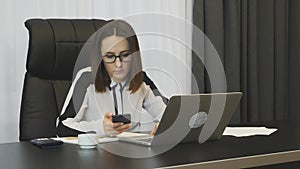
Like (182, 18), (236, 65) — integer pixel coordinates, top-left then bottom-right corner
(109, 79), (127, 90)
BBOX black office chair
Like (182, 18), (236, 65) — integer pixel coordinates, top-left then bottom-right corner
(20, 18), (168, 141)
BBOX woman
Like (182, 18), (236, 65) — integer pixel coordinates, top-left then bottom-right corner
(62, 20), (166, 136)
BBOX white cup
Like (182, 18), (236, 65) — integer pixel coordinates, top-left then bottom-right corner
(78, 133), (98, 149)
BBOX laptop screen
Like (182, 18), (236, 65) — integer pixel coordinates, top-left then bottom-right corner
(151, 92), (242, 146)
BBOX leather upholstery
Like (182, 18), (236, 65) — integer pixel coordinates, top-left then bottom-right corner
(20, 19), (109, 141)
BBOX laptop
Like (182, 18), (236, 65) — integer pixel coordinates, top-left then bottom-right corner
(119, 92), (242, 146)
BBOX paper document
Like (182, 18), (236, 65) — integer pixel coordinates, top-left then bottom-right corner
(53, 132), (149, 145)
(53, 136), (119, 144)
(117, 132), (150, 138)
(223, 127), (278, 137)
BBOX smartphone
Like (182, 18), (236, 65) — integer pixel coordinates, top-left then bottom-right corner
(112, 114), (131, 124)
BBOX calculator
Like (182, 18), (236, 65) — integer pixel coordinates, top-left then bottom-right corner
(30, 138), (63, 148)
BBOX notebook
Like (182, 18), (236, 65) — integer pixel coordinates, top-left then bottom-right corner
(119, 92), (242, 146)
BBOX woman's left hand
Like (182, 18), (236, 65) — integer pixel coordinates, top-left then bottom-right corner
(151, 122), (159, 135)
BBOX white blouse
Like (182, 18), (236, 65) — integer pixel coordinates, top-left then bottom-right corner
(62, 82), (166, 136)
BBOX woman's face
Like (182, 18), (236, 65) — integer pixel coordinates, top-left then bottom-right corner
(101, 35), (131, 83)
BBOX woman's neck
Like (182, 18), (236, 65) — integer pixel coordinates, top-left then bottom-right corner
(111, 78), (127, 84)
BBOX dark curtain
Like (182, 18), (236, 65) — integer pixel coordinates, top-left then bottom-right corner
(192, 0), (300, 123)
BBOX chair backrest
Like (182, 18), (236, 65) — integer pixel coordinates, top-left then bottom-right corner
(20, 19), (109, 141)
(20, 18), (168, 141)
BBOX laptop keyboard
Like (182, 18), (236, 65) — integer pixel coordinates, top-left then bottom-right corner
(136, 137), (153, 143)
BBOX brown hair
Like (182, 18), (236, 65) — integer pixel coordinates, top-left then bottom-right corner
(93, 20), (144, 93)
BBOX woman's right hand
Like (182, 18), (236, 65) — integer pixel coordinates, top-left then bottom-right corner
(103, 112), (131, 136)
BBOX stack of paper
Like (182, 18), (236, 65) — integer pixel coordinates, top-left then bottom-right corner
(223, 127), (278, 137)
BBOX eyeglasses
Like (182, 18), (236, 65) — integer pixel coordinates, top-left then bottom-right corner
(102, 52), (132, 63)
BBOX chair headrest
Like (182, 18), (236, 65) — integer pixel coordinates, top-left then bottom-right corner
(25, 19), (109, 80)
